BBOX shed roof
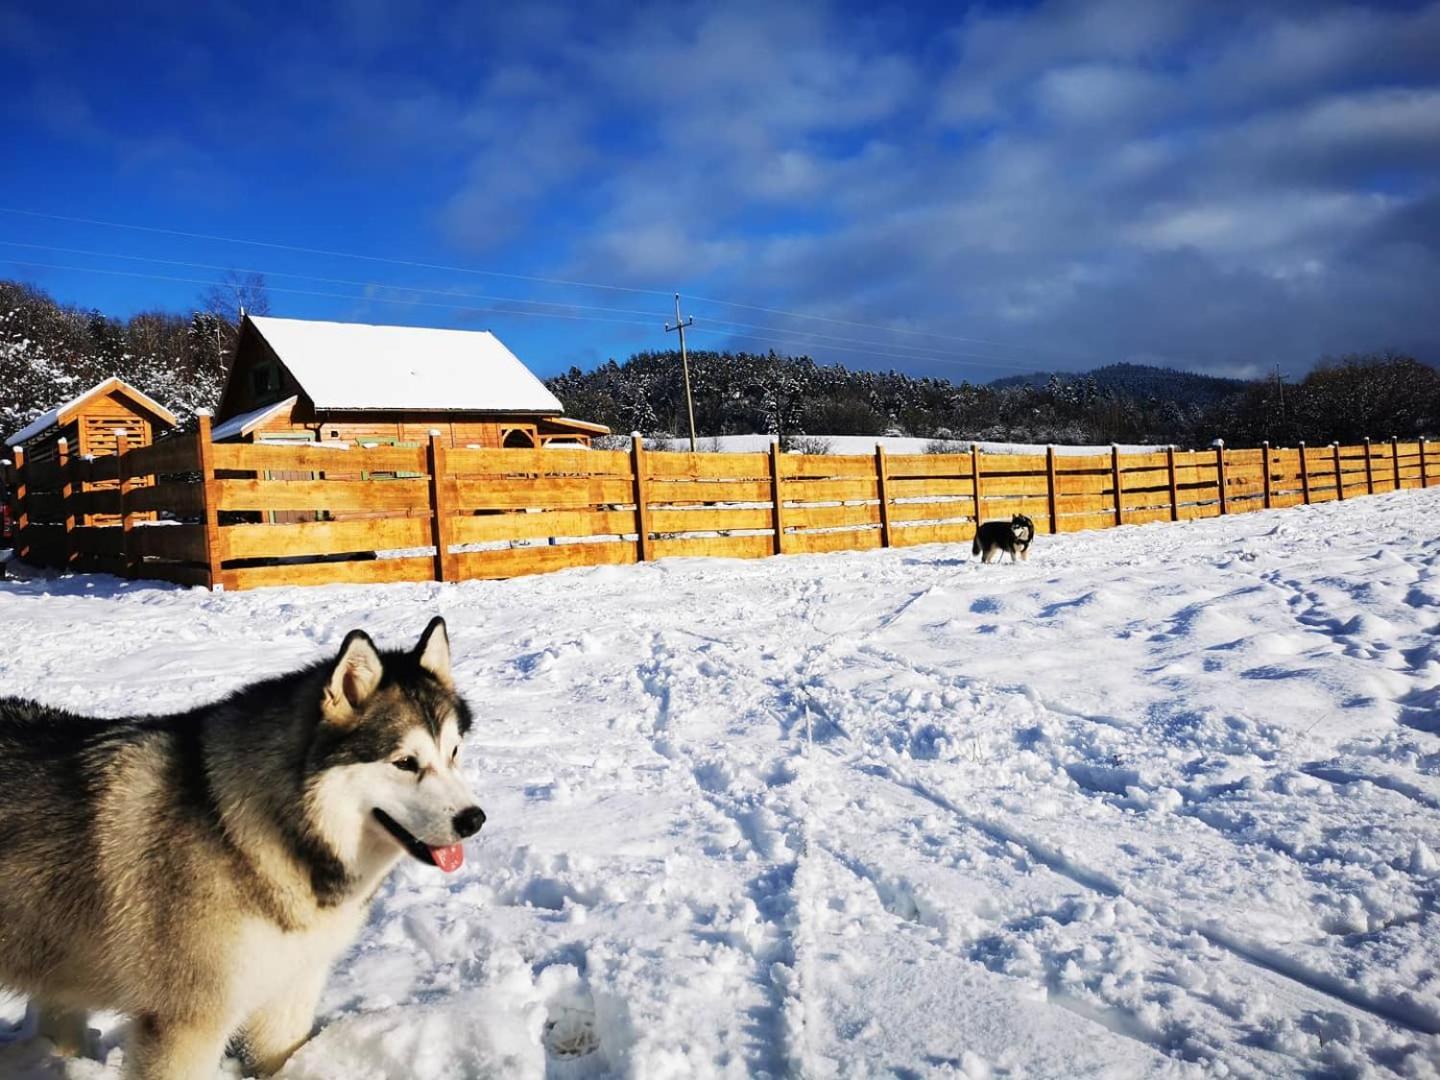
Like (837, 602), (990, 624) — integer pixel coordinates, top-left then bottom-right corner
(247, 316), (563, 414)
(211, 396), (299, 441)
(6, 377), (178, 448)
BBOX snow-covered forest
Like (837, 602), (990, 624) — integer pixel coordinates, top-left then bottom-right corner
(2, 277), (1435, 449)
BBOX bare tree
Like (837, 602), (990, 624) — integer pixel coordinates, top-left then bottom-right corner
(200, 270), (270, 325)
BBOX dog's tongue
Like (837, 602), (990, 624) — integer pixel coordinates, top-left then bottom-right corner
(429, 843), (465, 873)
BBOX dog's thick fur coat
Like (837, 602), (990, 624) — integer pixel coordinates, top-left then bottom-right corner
(972, 514), (1036, 563)
(0, 618), (482, 1079)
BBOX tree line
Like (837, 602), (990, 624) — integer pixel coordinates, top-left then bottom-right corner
(2, 277), (1435, 449)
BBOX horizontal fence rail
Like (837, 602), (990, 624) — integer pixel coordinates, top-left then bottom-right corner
(4, 426), (1436, 591)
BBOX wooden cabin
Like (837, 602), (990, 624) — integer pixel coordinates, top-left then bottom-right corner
(5, 377), (178, 526)
(213, 315), (609, 448)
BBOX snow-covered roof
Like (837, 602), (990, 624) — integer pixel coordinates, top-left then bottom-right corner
(6, 377), (178, 448)
(247, 316), (563, 414)
(211, 396), (299, 441)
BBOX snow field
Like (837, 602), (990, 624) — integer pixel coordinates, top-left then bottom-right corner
(1, 488), (1439, 1077)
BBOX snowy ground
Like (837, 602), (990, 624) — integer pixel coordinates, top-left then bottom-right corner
(2, 489), (1439, 1078)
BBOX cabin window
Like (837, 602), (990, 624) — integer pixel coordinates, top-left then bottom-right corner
(502, 428), (536, 448)
(251, 361), (279, 398)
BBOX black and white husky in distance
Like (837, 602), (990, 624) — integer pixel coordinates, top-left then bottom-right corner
(972, 514), (1036, 563)
(0, 617), (484, 1079)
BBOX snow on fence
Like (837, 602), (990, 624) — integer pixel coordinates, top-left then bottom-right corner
(3, 420), (1436, 591)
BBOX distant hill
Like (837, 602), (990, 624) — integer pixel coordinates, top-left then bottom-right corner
(990, 363), (1250, 407)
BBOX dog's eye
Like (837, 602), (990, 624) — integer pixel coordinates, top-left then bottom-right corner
(393, 756), (420, 773)
(451, 746), (459, 762)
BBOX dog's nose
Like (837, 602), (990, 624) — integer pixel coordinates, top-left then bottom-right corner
(453, 806), (486, 838)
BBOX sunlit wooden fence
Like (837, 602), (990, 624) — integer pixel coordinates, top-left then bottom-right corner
(3, 418), (1435, 591)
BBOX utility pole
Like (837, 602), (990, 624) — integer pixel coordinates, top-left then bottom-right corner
(665, 293), (698, 452)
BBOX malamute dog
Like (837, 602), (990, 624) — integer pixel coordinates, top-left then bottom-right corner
(0, 617), (484, 1079)
(972, 514), (1036, 563)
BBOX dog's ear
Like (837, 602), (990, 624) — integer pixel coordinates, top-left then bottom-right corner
(414, 616), (453, 687)
(323, 630), (384, 723)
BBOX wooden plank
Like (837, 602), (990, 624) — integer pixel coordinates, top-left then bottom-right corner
(651, 534), (774, 561)
(23, 457), (64, 489)
(786, 528), (882, 555)
(136, 562), (213, 588)
(125, 436), (199, 477)
(1177, 502), (1222, 521)
(891, 521), (973, 547)
(1390, 436), (1401, 491)
(645, 450), (769, 479)
(1055, 472), (1113, 496)
(79, 488), (123, 517)
(125, 481), (205, 516)
(1119, 488), (1179, 511)
(875, 445), (892, 548)
(132, 524), (208, 563)
(1053, 454), (1112, 472)
(650, 506), (775, 535)
(57, 438), (76, 566)
(452, 508), (638, 545)
(784, 503), (882, 530)
(781, 478), (880, 503)
(1053, 493), (1116, 515)
(215, 478), (432, 513)
(1046, 446), (1059, 535)
(116, 432), (135, 577)
(1167, 446), (1179, 521)
(780, 453), (878, 478)
(887, 477), (973, 499)
(1422, 437), (1431, 487)
(195, 415), (222, 589)
(887, 499), (972, 524)
(1119, 451), (1172, 469)
(970, 445), (983, 530)
(222, 517), (431, 561)
(24, 492), (65, 521)
(647, 479), (774, 504)
(770, 442), (786, 555)
(454, 540), (638, 581)
(211, 442), (427, 475)
(71, 526), (124, 556)
(1056, 511), (1120, 533)
(1110, 446), (1123, 526)
(223, 555), (435, 591)
(975, 473), (1051, 497)
(985, 452), (1049, 473)
(632, 439), (653, 561)
(884, 454), (972, 479)
(1216, 445), (1228, 515)
(979, 494), (1052, 519)
(427, 435), (454, 581)
(446, 446), (632, 477)
(1124, 506), (1173, 526)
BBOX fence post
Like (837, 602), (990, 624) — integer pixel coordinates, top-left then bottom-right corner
(970, 444), (983, 527)
(631, 435), (653, 561)
(195, 413), (224, 590)
(1332, 443), (1344, 501)
(1166, 445), (1179, 522)
(874, 443), (892, 548)
(1215, 441), (1227, 515)
(1110, 444), (1123, 526)
(426, 431), (455, 582)
(1045, 445), (1059, 534)
(1421, 437), (1430, 489)
(117, 433), (136, 578)
(57, 436), (77, 569)
(1299, 442), (1310, 504)
(1363, 437), (1374, 494)
(1390, 436), (1401, 491)
(11, 446), (28, 563)
(1261, 441), (1272, 509)
(769, 440), (786, 555)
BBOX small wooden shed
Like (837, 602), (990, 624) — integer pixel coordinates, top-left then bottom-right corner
(5, 377), (178, 525)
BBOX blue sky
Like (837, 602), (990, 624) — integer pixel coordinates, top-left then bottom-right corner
(2, 0), (1438, 383)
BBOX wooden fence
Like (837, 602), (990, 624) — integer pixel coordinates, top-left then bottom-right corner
(4, 420), (1436, 591)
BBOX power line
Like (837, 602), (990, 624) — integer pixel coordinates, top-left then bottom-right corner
(0, 205), (1079, 361)
(0, 260), (663, 331)
(0, 240), (671, 321)
(0, 238), (1040, 370)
